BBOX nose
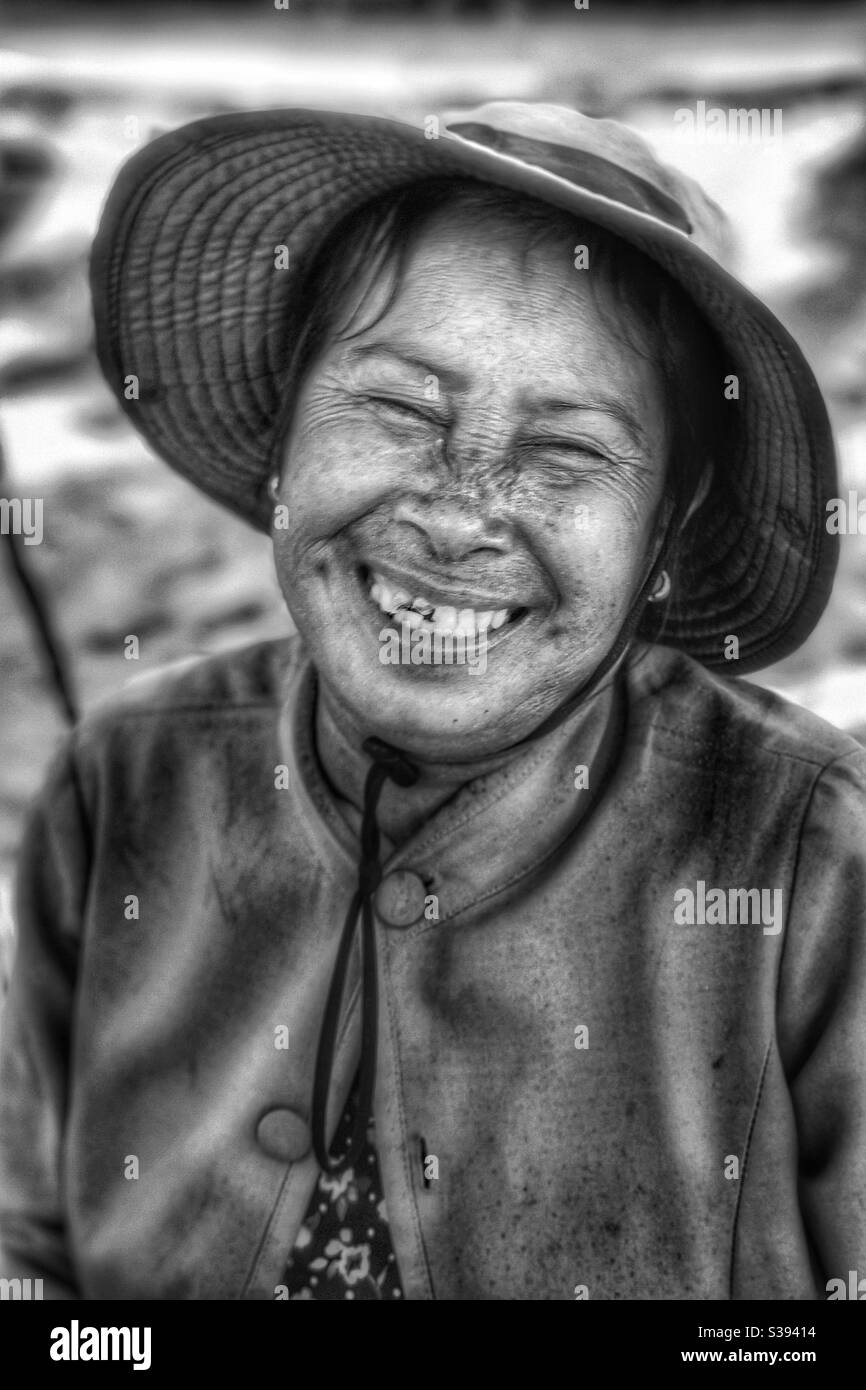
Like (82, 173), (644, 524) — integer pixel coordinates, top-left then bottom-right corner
(393, 497), (511, 564)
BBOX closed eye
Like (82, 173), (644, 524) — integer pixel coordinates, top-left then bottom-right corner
(366, 395), (439, 426)
(524, 437), (613, 462)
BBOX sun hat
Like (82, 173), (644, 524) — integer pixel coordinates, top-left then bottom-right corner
(89, 100), (838, 675)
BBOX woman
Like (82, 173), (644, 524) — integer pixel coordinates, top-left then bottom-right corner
(1, 101), (863, 1301)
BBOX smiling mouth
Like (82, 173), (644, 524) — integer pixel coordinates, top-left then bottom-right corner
(361, 566), (528, 640)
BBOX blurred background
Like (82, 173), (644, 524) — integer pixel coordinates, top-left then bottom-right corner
(1, 0), (864, 955)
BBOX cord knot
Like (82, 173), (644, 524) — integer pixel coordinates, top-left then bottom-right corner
(362, 736), (419, 788)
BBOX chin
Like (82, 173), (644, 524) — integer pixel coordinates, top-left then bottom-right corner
(312, 650), (501, 759)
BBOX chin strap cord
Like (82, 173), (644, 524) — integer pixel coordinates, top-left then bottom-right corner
(311, 490), (689, 1169)
(312, 736), (418, 1171)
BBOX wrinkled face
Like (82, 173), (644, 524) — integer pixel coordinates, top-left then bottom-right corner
(272, 201), (671, 762)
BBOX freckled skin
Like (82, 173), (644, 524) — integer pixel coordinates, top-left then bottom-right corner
(272, 203), (670, 763)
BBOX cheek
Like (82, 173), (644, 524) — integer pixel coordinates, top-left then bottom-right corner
(280, 402), (432, 543)
(520, 485), (658, 601)
(540, 542), (638, 665)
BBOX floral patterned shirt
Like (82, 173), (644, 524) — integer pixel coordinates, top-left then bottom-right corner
(280, 1075), (404, 1300)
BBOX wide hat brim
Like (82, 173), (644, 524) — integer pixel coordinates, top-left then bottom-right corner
(90, 105), (838, 675)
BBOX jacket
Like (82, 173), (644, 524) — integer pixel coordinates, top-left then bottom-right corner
(2, 635), (866, 1300)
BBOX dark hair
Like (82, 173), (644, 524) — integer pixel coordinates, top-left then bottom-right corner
(271, 178), (727, 599)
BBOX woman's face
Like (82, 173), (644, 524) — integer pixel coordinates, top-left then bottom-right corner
(273, 201), (671, 762)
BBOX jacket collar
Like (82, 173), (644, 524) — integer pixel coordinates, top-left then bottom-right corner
(280, 647), (627, 925)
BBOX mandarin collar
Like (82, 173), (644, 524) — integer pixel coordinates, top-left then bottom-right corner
(279, 647), (627, 925)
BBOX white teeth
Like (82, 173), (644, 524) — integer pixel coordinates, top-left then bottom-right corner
(432, 606), (458, 634)
(395, 607), (422, 629)
(368, 572), (514, 634)
(374, 579), (410, 615)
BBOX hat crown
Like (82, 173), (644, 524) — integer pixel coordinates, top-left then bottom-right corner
(444, 100), (730, 262)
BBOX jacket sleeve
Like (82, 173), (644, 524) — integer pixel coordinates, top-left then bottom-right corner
(0, 740), (89, 1298)
(778, 746), (866, 1288)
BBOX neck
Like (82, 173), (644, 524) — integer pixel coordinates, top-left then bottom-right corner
(313, 673), (621, 847)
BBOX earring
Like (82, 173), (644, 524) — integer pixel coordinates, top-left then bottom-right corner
(648, 569), (671, 603)
(267, 472), (281, 503)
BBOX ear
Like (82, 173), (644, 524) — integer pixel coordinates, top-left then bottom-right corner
(648, 459), (713, 580)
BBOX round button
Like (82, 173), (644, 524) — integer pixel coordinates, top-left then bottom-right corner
(256, 1108), (312, 1163)
(375, 869), (428, 928)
